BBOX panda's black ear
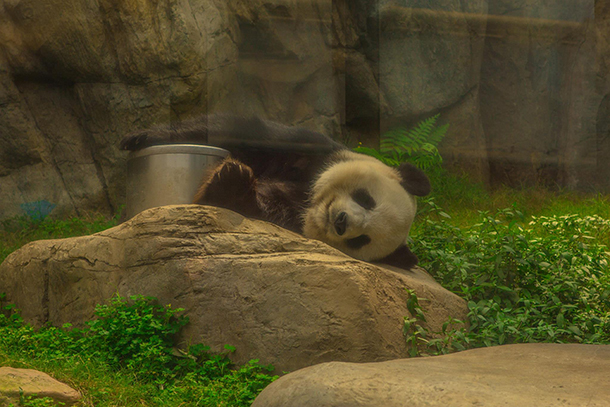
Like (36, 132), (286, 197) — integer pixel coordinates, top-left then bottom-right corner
(376, 244), (419, 270)
(397, 162), (431, 197)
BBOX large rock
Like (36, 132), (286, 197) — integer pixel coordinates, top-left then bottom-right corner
(0, 367), (81, 407)
(0, 205), (467, 373)
(252, 343), (610, 407)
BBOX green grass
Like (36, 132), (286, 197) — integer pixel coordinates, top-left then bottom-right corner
(426, 168), (610, 231)
(0, 213), (120, 265)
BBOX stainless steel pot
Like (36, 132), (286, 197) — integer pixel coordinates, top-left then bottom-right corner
(126, 144), (229, 219)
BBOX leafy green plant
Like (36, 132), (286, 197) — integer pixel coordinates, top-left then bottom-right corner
(79, 295), (189, 382)
(402, 289), (467, 357)
(355, 114), (448, 170)
(0, 294), (277, 406)
(402, 289), (429, 357)
(0, 292), (23, 329)
(410, 200), (610, 351)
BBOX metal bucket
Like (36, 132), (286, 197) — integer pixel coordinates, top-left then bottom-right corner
(126, 144), (229, 219)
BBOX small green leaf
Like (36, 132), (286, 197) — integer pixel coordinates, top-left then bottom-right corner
(556, 313), (565, 328)
(568, 325), (582, 336)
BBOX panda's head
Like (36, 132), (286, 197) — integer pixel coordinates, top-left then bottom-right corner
(303, 151), (430, 262)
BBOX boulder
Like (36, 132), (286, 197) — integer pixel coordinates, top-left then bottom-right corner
(252, 343), (610, 407)
(0, 205), (467, 373)
(0, 367), (81, 407)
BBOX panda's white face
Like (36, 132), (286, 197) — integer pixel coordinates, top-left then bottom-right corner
(303, 152), (417, 261)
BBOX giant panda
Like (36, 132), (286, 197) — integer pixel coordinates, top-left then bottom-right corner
(120, 114), (431, 269)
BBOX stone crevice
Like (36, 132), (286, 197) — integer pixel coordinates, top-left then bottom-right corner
(15, 85), (81, 216)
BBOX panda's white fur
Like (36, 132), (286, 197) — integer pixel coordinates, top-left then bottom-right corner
(303, 151), (417, 261)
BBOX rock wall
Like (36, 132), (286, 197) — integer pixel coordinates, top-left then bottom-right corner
(1, 0), (609, 220)
(595, 1), (610, 190)
(377, 1), (489, 181)
(480, 0), (602, 189)
(0, 0), (339, 219)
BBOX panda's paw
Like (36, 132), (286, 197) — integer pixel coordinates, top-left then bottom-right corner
(194, 159), (260, 216)
(213, 159), (256, 189)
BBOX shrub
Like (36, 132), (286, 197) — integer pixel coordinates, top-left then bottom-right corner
(406, 200), (610, 354)
(0, 295), (277, 406)
(77, 295), (189, 382)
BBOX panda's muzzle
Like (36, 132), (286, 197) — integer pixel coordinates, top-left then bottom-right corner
(334, 211), (347, 236)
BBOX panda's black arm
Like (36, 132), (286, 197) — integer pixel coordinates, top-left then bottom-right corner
(376, 244), (419, 270)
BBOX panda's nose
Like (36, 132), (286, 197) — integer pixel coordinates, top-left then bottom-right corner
(334, 212), (347, 236)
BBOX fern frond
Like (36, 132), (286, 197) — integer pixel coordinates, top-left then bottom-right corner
(421, 143), (438, 153)
(354, 146), (399, 167)
(428, 123), (449, 145)
(406, 114), (439, 146)
(381, 127), (411, 151)
(355, 113), (448, 170)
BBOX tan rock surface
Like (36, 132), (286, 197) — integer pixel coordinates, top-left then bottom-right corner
(252, 343), (610, 407)
(0, 367), (81, 407)
(0, 205), (467, 373)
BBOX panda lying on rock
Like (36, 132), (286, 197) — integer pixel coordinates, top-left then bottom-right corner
(120, 114), (430, 270)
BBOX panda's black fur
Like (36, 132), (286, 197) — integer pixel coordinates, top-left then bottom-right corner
(120, 114), (431, 270)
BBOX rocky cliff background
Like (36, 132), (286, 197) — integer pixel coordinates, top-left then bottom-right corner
(1, 0), (609, 220)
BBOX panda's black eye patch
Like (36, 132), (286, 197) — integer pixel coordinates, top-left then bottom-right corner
(352, 189), (376, 210)
(346, 234), (371, 249)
